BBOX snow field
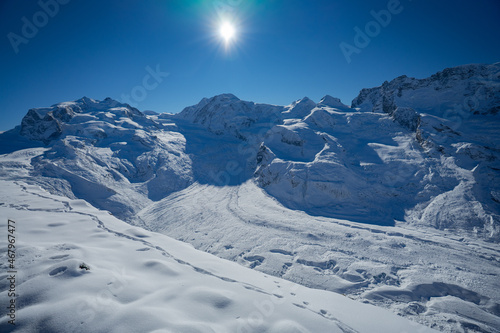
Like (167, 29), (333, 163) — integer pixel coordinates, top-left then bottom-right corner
(139, 181), (500, 332)
(0, 180), (435, 332)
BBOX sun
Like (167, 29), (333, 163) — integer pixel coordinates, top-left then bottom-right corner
(219, 21), (236, 44)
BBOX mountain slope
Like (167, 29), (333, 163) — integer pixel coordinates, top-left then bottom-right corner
(351, 63), (500, 239)
(1, 178), (437, 332)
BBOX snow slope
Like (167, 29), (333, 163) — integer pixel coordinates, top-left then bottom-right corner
(351, 63), (500, 239)
(138, 181), (500, 332)
(1, 63), (500, 332)
(0, 177), (435, 333)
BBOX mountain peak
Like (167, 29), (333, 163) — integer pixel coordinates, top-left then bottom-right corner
(318, 95), (349, 109)
(283, 97), (316, 119)
(210, 93), (240, 103)
(76, 96), (97, 104)
(294, 96), (314, 104)
(176, 94), (242, 123)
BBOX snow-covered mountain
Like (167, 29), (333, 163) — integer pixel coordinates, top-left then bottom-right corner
(1, 63), (500, 332)
(351, 63), (500, 237)
(352, 63), (500, 117)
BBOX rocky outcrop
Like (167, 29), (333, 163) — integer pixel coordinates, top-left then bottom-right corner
(20, 108), (64, 144)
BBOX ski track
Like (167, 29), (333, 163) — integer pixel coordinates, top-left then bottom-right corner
(199, 182), (500, 261)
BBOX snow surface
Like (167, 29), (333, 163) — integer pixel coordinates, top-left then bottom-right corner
(1, 63), (499, 332)
(0, 180), (435, 332)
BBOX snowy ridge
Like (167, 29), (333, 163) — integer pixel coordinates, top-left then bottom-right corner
(19, 97), (145, 144)
(174, 93), (285, 140)
(1, 62), (500, 332)
(352, 63), (500, 117)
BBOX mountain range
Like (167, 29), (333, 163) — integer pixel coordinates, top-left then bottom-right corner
(1, 62), (499, 332)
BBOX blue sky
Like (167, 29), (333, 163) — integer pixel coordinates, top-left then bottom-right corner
(1, 0), (499, 131)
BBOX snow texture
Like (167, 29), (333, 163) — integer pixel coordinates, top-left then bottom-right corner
(0, 181), (435, 332)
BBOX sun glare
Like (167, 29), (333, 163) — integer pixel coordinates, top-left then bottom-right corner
(219, 22), (236, 44)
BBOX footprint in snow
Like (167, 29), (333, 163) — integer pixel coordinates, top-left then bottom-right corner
(48, 260), (90, 278)
(49, 254), (69, 260)
(143, 260), (179, 277)
(49, 266), (67, 277)
(47, 222), (66, 227)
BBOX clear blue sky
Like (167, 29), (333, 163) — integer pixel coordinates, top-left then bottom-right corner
(1, 0), (499, 131)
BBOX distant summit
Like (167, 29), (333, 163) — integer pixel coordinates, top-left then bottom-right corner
(352, 63), (500, 117)
(318, 95), (349, 109)
(19, 97), (143, 144)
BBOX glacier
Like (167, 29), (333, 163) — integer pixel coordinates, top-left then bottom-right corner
(1, 62), (499, 332)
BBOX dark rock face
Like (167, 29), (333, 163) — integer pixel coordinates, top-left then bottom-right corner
(392, 107), (420, 131)
(20, 109), (63, 144)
